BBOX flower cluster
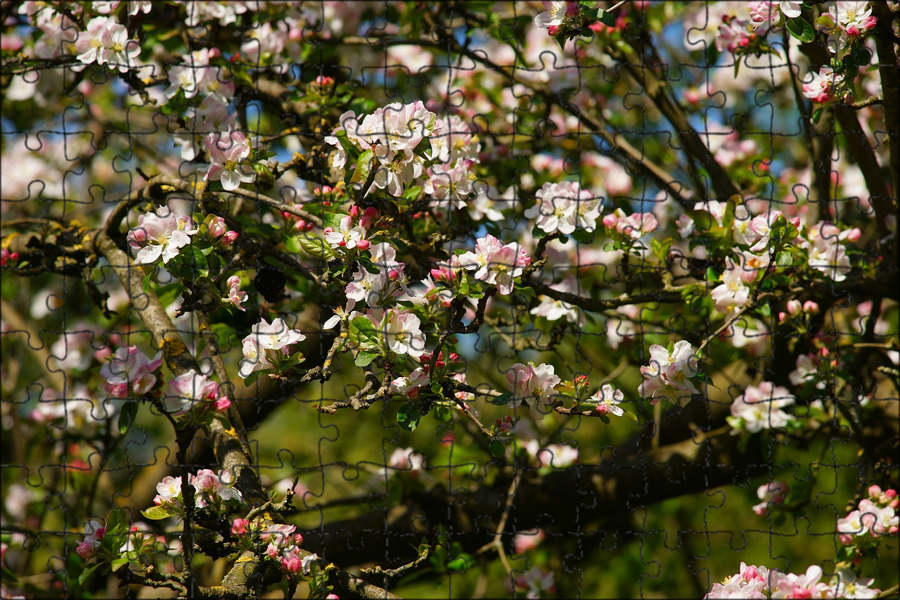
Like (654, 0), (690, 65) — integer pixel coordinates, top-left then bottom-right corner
(239, 318), (306, 379)
(150, 469), (243, 515)
(525, 181), (601, 235)
(75, 16), (141, 72)
(99, 346), (163, 398)
(326, 101), (481, 204)
(705, 562), (882, 599)
(638, 341), (700, 404)
(162, 369), (227, 415)
(458, 234), (530, 295)
(506, 362), (561, 407)
(127, 206), (198, 265)
(204, 128), (256, 191)
(837, 485), (899, 548)
(602, 209), (659, 240)
(819, 1), (877, 56)
(727, 381), (797, 433)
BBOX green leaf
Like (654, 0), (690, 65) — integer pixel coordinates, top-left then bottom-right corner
(432, 403), (453, 423)
(597, 8), (615, 27)
(106, 508), (127, 534)
(142, 268), (154, 294)
(110, 556), (130, 572)
(141, 505), (176, 520)
(78, 563), (102, 586)
(403, 185), (423, 202)
(811, 107), (824, 125)
(354, 351), (379, 367)
(332, 129), (360, 162)
(786, 17), (815, 43)
(118, 402), (138, 436)
(516, 286), (536, 299)
(293, 233), (334, 260)
(570, 228), (595, 245)
(446, 554), (472, 573)
(490, 392), (513, 406)
(413, 137), (433, 161)
(756, 303), (772, 317)
(489, 438), (506, 458)
(776, 251), (793, 267)
(397, 402), (421, 432)
(350, 150), (374, 185)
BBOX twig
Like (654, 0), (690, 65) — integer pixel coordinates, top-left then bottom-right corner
(361, 544), (432, 580)
(475, 469), (524, 574)
(224, 187), (323, 227)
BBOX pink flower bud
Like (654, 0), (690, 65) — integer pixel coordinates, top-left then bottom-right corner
(214, 397), (231, 412)
(324, 227), (333, 235)
(294, 219), (306, 231)
(338, 240), (346, 247)
(349, 205), (360, 218)
(76, 542), (95, 559)
(305, 222), (314, 231)
(356, 239), (370, 251)
(885, 489), (897, 499)
(130, 228), (147, 244)
(548, 25), (561, 37)
(778, 312), (789, 324)
(787, 299), (802, 316)
(790, 217), (802, 230)
(868, 485), (883, 499)
(846, 25), (859, 37)
(597, 404), (610, 415)
(321, 186), (333, 194)
(222, 231), (238, 245)
(231, 518), (249, 535)
(315, 75), (334, 86)
(95, 347), (113, 362)
(388, 269), (400, 281)
(602, 213), (619, 228)
(209, 216), (227, 238)
(325, 595), (340, 600)
(803, 301), (819, 314)
(282, 555), (302, 574)
(739, 38), (750, 48)
(294, 533), (304, 545)
(845, 228), (861, 243)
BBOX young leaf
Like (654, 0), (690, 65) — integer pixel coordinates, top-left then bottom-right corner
(786, 17), (815, 43)
(118, 402), (138, 436)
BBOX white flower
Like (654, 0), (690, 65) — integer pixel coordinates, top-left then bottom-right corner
(534, 1), (574, 29)
(710, 257), (751, 315)
(238, 318), (306, 379)
(162, 369), (218, 414)
(727, 381), (795, 433)
(458, 234), (530, 295)
(592, 384), (625, 416)
(127, 206), (197, 265)
(380, 310), (426, 357)
(638, 341), (700, 404)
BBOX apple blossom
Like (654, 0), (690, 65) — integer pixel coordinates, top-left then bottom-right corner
(380, 309), (427, 358)
(727, 381), (796, 433)
(638, 341), (700, 404)
(162, 369), (219, 415)
(458, 234), (530, 295)
(205, 129), (256, 191)
(99, 346), (163, 397)
(239, 318), (306, 379)
(127, 206), (198, 265)
(752, 481), (790, 516)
